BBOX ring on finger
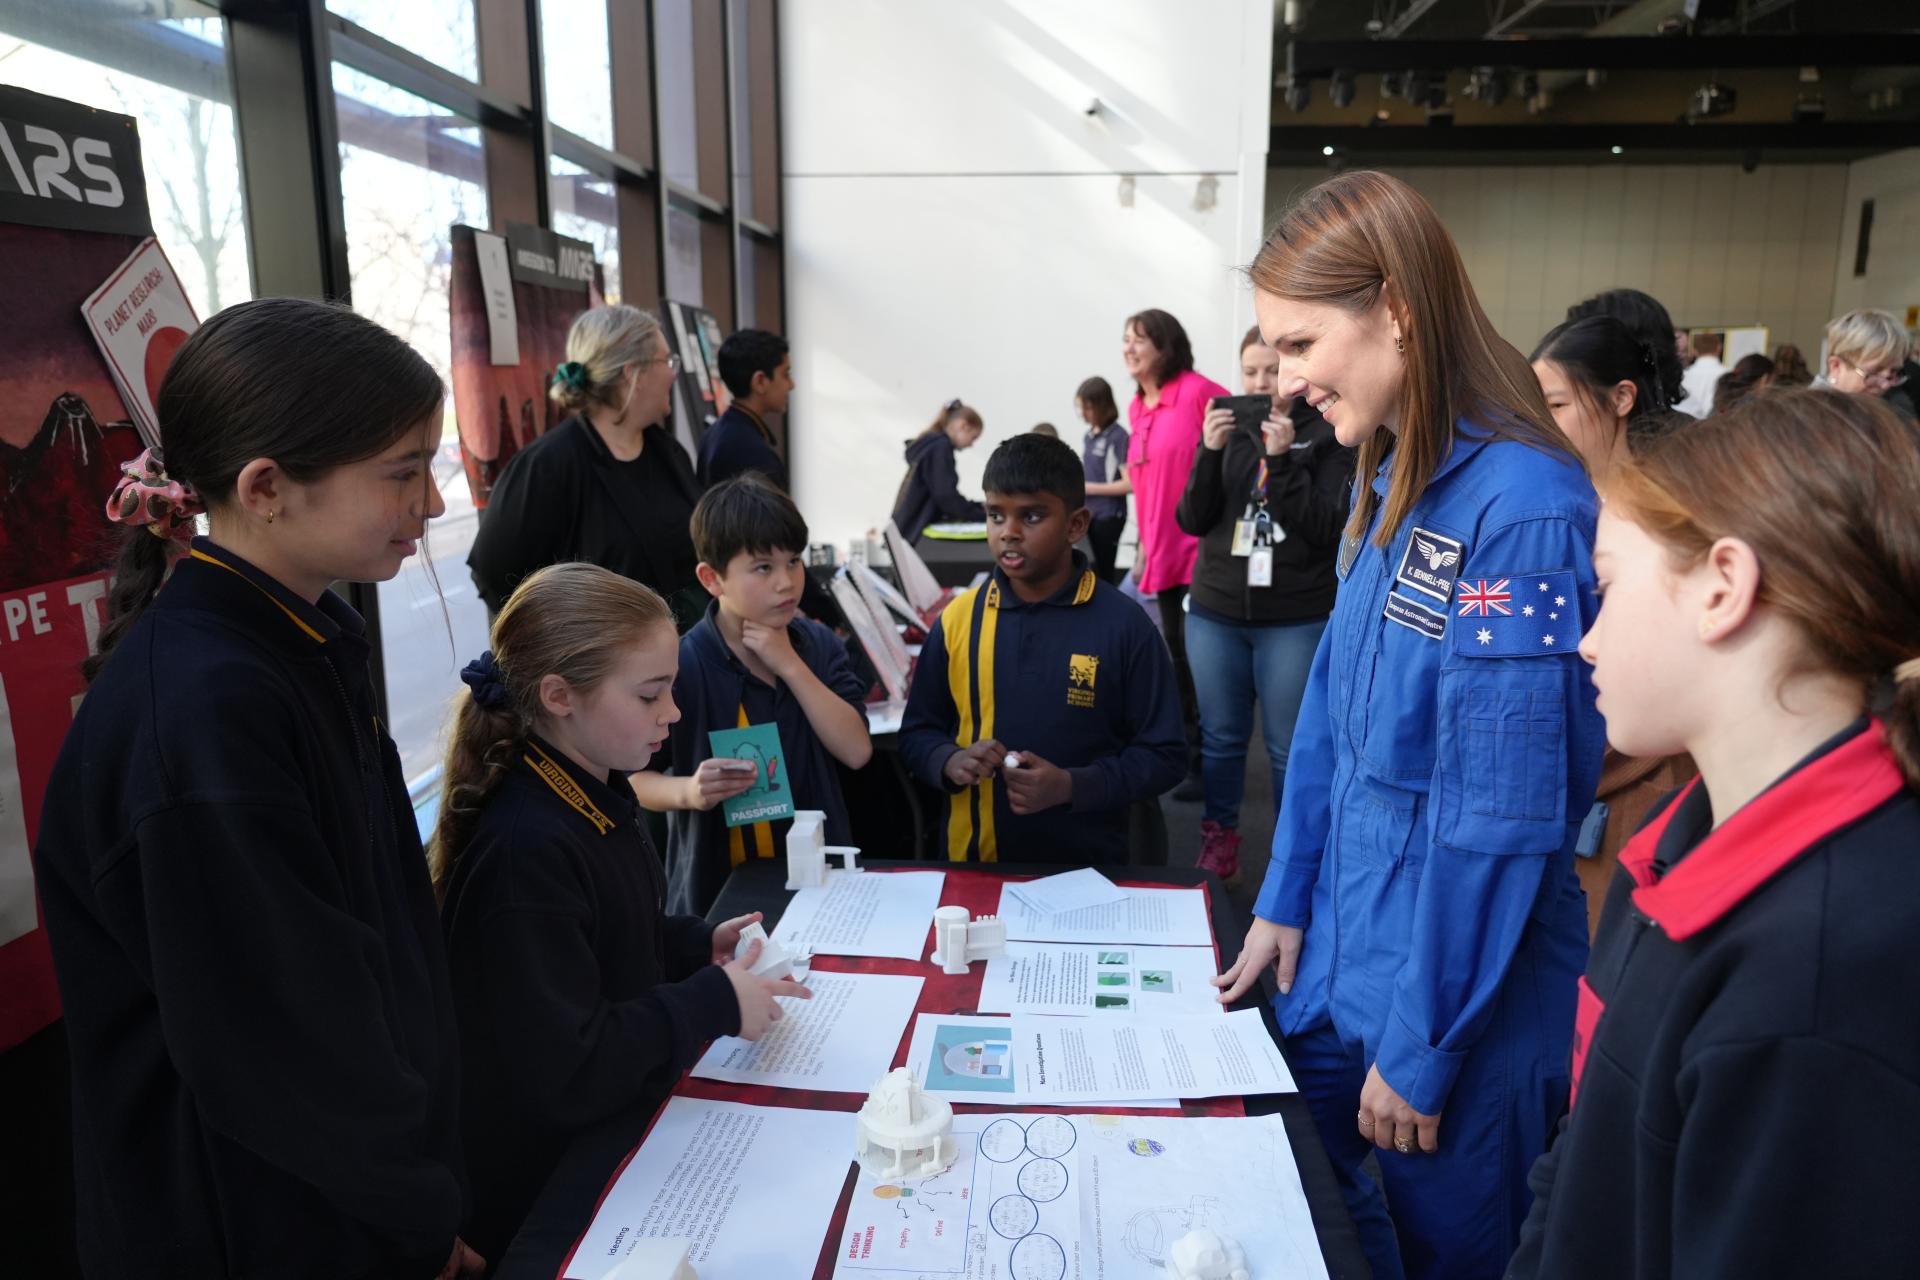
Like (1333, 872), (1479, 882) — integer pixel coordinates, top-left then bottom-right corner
(1356, 1111), (1376, 1130)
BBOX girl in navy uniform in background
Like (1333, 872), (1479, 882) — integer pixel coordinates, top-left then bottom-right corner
(1215, 172), (1605, 1279)
(33, 299), (481, 1279)
(432, 563), (808, 1259)
(1508, 390), (1920, 1278)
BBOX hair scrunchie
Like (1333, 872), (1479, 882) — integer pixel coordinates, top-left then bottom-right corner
(554, 360), (590, 392)
(105, 448), (205, 539)
(460, 650), (512, 711)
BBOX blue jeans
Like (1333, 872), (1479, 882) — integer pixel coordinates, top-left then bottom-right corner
(1183, 609), (1326, 828)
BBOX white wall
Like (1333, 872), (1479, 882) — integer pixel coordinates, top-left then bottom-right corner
(1269, 162), (1849, 359)
(782, 0), (1273, 546)
(1831, 148), (1920, 345)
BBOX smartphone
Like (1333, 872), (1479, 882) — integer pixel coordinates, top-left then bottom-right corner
(1214, 394), (1272, 441)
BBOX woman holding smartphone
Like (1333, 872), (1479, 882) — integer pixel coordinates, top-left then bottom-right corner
(1175, 327), (1353, 881)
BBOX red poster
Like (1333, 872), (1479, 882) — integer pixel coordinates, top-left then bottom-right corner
(447, 222), (596, 507)
(0, 88), (152, 1050)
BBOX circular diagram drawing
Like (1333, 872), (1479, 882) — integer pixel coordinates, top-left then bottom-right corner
(1128, 1137), (1165, 1157)
(980, 1118), (1027, 1162)
(1010, 1232), (1067, 1280)
(1023, 1114), (1076, 1159)
(989, 1193), (1039, 1240)
(1017, 1157), (1069, 1203)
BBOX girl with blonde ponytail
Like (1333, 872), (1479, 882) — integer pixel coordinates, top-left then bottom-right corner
(1511, 388), (1920, 1278)
(433, 562), (810, 1257)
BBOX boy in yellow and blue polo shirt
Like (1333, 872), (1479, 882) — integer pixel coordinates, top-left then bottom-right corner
(899, 434), (1184, 863)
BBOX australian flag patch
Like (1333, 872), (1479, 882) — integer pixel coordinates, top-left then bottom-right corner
(1452, 570), (1583, 657)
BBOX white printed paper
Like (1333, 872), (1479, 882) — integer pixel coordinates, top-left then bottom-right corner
(1005, 867), (1127, 916)
(978, 943), (1225, 1018)
(772, 869), (946, 959)
(81, 237), (200, 449)
(692, 971), (924, 1092)
(883, 519), (945, 615)
(903, 1010), (1294, 1105)
(472, 230), (520, 366)
(563, 1098), (851, 1279)
(996, 884), (1213, 947)
(833, 1112), (1328, 1280)
(0, 678), (35, 947)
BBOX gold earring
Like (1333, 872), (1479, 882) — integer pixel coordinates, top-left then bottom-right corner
(267, 509), (277, 525)
(1395, 337), (1405, 354)
(1698, 617), (1712, 637)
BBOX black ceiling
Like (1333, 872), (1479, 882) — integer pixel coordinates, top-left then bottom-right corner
(1282, 0), (1917, 41)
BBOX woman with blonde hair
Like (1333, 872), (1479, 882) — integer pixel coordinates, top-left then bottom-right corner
(1213, 171), (1604, 1278)
(467, 304), (706, 627)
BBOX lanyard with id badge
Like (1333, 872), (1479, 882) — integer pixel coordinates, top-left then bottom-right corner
(1232, 453), (1283, 587)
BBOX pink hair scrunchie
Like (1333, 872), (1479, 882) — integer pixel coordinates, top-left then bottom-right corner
(105, 448), (205, 538)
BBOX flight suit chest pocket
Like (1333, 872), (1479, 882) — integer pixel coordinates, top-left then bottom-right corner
(1435, 669), (1569, 854)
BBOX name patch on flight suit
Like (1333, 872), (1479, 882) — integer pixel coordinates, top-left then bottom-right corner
(1394, 526), (1464, 602)
(1067, 653), (1099, 708)
(1383, 590), (1448, 640)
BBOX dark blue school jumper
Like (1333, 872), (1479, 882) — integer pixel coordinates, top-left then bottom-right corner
(440, 734), (738, 1259)
(651, 601), (867, 914)
(696, 403), (787, 489)
(898, 555), (1185, 862)
(32, 538), (464, 1279)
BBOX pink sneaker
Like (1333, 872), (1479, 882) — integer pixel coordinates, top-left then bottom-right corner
(1196, 820), (1241, 883)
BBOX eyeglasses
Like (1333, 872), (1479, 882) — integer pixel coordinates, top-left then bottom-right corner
(1840, 358), (1907, 390)
(640, 351), (683, 376)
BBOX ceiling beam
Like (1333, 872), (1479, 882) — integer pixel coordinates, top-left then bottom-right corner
(1271, 120), (1919, 153)
(1286, 34), (1920, 78)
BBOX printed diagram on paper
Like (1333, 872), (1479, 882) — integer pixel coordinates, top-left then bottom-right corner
(835, 1112), (1327, 1280)
(1080, 1114), (1327, 1280)
(836, 1114), (1081, 1280)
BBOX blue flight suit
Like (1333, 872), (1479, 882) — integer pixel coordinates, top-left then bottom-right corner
(1253, 428), (1605, 1280)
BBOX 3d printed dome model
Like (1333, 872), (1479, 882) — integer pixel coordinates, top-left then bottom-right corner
(854, 1067), (956, 1179)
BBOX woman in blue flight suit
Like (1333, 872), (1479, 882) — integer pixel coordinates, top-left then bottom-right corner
(1214, 172), (1605, 1280)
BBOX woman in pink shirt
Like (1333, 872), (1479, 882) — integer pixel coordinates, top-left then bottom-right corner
(1124, 308), (1229, 798)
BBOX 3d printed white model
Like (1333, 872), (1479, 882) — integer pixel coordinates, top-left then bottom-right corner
(786, 810), (827, 889)
(1002, 751), (1024, 769)
(855, 1067), (956, 1178)
(732, 921), (795, 982)
(600, 1236), (697, 1280)
(928, 906), (1008, 975)
(1169, 1228), (1250, 1280)
(826, 845), (864, 872)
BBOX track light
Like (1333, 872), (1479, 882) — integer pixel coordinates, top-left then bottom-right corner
(1330, 70), (1355, 109)
(1284, 79), (1311, 112)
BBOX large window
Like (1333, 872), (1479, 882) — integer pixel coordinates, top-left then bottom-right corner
(0, 1), (250, 316)
(0, 0), (785, 811)
(654, 0), (699, 192)
(551, 155), (621, 303)
(327, 0), (477, 82)
(541, 0), (613, 150)
(333, 64), (492, 786)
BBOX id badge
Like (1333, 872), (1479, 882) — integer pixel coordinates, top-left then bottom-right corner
(1230, 519), (1256, 557)
(1247, 544), (1273, 587)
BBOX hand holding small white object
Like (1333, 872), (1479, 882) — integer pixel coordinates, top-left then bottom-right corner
(1002, 751), (1023, 770)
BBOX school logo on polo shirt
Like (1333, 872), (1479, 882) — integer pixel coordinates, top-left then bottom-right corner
(1394, 526), (1464, 602)
(1067, 654), (1099, 708)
